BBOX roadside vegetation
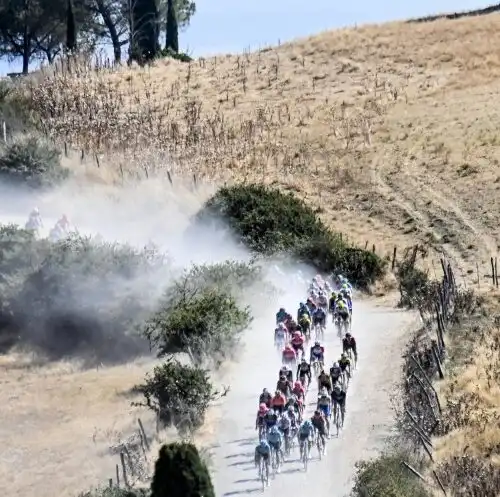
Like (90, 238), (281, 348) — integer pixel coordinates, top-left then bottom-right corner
(351, 247), (500, 497)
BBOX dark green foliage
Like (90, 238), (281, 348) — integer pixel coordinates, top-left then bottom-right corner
(66, 0), (77, 51)
(165, 0), (178, 53)
(351, 455), (431, 497)
(158, 47), (192, 62)
(137, 360), (215, 432)
(0, 81), (34, 135)
(130, 0), (160, 63)
(0, 135), (69, 188)
(196, 184), (385, 287)
(151, 442), (215, 497)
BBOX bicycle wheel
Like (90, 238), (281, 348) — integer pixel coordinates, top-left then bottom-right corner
(260, 459), (266, 489)
(302, 441), (308, 471)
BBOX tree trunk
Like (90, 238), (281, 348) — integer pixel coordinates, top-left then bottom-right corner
(22, 25), (30, 74)
(165, 0), (178, 52)
(66, 0), (76, 51)
(96, 0), (121, 62)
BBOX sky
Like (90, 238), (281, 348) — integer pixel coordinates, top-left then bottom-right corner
(0, 0), (492, 75)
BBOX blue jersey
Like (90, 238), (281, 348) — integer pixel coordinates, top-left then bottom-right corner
(267, 429), (283, 445)
(276, 310), (286, 323)
(298, 422), (314, 436)
(256, 441), (271, 456)
(314, 308), (326, 318)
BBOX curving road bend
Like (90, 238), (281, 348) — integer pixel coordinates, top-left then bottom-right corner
(208, 291), (418, 497)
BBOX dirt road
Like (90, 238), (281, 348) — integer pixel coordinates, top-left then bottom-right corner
(208, 294), (418, 497)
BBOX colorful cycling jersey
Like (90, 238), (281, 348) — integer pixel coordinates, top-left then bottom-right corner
(332, 389), (346, 404)
(310, 346), (323, 359)
(339, 358), (350, 371)
(276, 310), (287, 322)
(278, 415), (291, 430)
(267, 428), (283, 445)
(317, 395), (330, 407)
(330, 366), (342, 378)
(256, 441), (271, 456)
(313, 308), (326, 318)
(299, 422), (314, 436)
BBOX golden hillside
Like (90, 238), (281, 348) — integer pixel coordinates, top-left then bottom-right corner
(29, 14), (500, 278)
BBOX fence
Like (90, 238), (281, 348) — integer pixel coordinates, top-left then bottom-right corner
(106, 417), (153, 490)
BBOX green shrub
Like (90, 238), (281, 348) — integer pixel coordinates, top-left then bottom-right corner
(143, 285), (251, 365)
(157, 47), (193, 62)
(351, 454), (431, 497)
(136, 360), (216, 433)
(195, 184), (385, 287)
(151, 442), (215, 497)
(0, 80), (34, 135)
(0, 134), (69, 188)
(143, 261), (254, 365)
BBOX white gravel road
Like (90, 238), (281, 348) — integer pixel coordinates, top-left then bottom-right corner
(207, 293), (418, 497)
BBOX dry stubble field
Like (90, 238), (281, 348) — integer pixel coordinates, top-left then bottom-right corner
(12, 11), (500, 493)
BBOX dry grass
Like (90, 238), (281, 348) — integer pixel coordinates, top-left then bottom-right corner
(11, 12), (500, 495)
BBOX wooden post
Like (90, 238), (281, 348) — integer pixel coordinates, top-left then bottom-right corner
(491, 257), (495, 286)
(115, 464), (120, 487)
(372, 244), (376, 253)
(495, 257), (498, 287)
(431, 340), (445, 379)
(108, 479), (113, 488)
(392, 246), (397, 270)
(2, 121), (6, 142)
(167, 171), (173, 185)
(120, 452), (129, 488)
(138, 418), (150, 451)
(477, 262), (480, 288)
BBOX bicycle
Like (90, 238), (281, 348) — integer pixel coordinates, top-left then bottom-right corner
(300, 437), (310, 471)
(258, 455), (270, 489)
(270, 444), (282, 475)
(316, 430), (326, 459)
(346, 347), (357, 370)
(311, 357), (322, 377)
(333, 401), (344, 436)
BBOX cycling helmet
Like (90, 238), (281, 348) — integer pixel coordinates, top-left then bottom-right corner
(319, 387), (328, 396)
(314, 341), (320, 347)
(333, 384), (341, 392)
(345, 333), (351, 338)
(262, 388), (269, 394)
(341, 353), (347, 359)
(279, 375), (286, 381)
(301, 358), (306, 363)
(269, 425), (279, 433)
(280, 365), (288, 372)
(279, 307), (285, 313)
(259, 439), (268, 447)
(287, 405), (294, 413)
(314, 410), (321, 416)
(333, 362), (339, 368)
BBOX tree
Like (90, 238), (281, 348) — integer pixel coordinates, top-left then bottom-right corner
(151, 442), (215, 497)
(66, 0), (76, 51)
(164, 0), (178, 53)
(129, 0), (159, 63)
(0, 0), (66, 72)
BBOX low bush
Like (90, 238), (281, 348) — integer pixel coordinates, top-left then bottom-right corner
(158, 47), (193, 62)
(143, 261), (254, 366)
(78, 488), (150, 497)
(151, 442), (215, 497)
(0, 134), (69, 188)
(195, 184), (384, 287)
(351, 454), (431, 497)
(135, 360), (216, 433)
(0, 79), (34, 135)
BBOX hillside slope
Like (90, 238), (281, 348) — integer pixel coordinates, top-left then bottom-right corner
(29, 14), (500, 278)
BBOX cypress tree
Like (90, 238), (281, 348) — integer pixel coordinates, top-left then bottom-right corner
(151, 443), (215, 497)
(165, 0), (179, 53)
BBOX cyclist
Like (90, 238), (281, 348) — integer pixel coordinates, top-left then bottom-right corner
(279, 365), (294, 383)
(296, 358), (312, 388)
(309, 341), (325, 367)
(312, 306), (327, 331)
(331, 383), (347, 427)
(290, 331), (305, 359)
(329, 361), (342, 387)
(267, 425), (284, 465)
(318, 368), (333, 394)
(276, 375), (291, 397)
(254, 439), (271, 479)
(26, 207), (43, 231)
(317, 290), (328, 310)
(276, 307), (287, 324)
(256, 403), (269, 433)
(297, 418), (314, 458)
(292, 380), (305, 402)
(287, 405), (299, 431)
(336, 299), (350, 332)
(329, 291), (337, 316)
(55, 214), (70, 232)
(298, 312), (311, 337)
(274, 323), (287, 348)
(338, 352), (351, 379)
(282, 343), (297, 366)
(259, 388), (272, 408)
(317, 388), (332, 435)
(297, 302), (310, 322)
(311, 410), (328, 448)
(271, 390), (287, 414)
(277, 411), (292, 453)
(343, 332), (358, 362)
(264, 407), (278, 430)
